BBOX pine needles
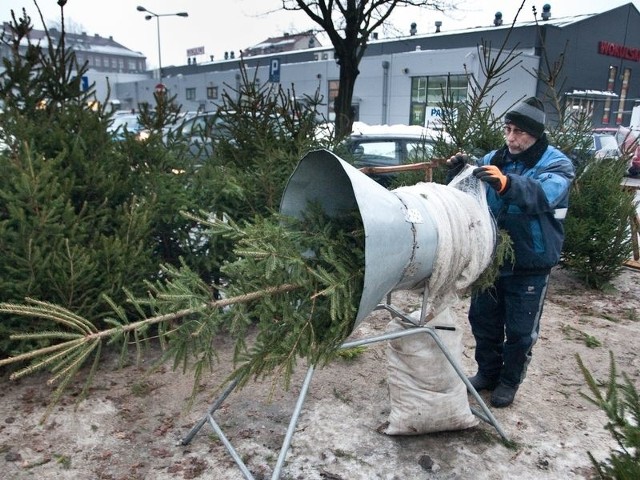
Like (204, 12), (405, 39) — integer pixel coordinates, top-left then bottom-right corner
(210, 203), (365, 390)
(576, 351), (640, 479)
(0, 202), (366, 416)
(471, 228), (514, 294)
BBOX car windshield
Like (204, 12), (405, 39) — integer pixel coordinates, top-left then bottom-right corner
(178, 114), (223, 137)
(595, 135), (618, 151)
(108, 114), (141, 133)
(353, 141), (399, 163)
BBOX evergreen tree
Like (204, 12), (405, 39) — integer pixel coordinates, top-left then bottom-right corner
(0, 10), (156, 352)
(561, 158), (636, 289)
(577, 352), (640, 479)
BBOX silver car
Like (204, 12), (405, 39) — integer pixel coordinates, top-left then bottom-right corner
(343, 123), (442, 185)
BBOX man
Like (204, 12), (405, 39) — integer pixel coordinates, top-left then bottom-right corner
(447, 97), (575, 408)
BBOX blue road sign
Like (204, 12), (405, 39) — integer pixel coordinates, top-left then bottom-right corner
(269, 58), (280, 83)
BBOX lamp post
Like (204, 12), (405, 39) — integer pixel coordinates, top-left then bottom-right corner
(136, 5), (188, 83)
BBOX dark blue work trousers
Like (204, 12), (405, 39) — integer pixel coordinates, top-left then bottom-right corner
(468, 273), (549, 388)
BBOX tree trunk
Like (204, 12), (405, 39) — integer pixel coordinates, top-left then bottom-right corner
(334, 54), (359, 141)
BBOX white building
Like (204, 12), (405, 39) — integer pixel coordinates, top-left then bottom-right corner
(114, 3), (640, 129)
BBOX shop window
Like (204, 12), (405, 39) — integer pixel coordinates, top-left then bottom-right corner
(602, 65), (618, 124)
(409, 74), (469, 126)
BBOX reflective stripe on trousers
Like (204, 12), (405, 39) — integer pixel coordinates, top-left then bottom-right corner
(554, 208), (567, 219)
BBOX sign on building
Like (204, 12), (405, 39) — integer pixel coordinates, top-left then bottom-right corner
(187, 46), (205, 57)
(269, 58), (280, 83)
(425, 105), (444, 128)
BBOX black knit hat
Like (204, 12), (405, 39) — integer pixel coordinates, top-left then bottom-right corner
(504, 97), (546, 139)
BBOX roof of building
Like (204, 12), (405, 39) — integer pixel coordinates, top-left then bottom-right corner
(229, 8), (607, 65)
(1, 22), (144, 59)
(243, 30), (321, 56)
(368, 11), (597, 46)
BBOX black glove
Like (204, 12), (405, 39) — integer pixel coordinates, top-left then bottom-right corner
(445, 154), (467, 183)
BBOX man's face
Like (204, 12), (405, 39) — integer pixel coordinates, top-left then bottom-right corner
(503, 124), (537, 154)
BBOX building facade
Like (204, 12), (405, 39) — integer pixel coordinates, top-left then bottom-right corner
(113, 3), (640, 129)
(0, 22), (149, 109)
(4, 4), (640, 128)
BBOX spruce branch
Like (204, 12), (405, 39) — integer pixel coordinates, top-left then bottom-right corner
(0, 282), (301, 421)
(0, 283), (300, 369)
(577, 351), (640, 478)
(471, 228), (514, 294)
(0, 203), (365, 416)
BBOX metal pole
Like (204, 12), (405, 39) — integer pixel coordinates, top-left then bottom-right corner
(137, 6), (188, 82)
(271, 365), (316, 479)
(180, 377), (240, 446)
(207, 416), (255, 480)
(155, 15), (162, 82)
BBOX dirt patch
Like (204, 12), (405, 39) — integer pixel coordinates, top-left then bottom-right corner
(1, 266), (639, 479)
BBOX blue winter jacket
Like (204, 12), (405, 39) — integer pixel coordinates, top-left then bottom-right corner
(479, 142), (575, 274)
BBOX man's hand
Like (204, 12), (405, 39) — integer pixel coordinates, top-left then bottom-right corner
(445, 153), (468, 183)
(473, 165), (509, 194)
(446, 153), (467, 169)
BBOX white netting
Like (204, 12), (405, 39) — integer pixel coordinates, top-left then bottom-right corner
(393, 165), (496, 317)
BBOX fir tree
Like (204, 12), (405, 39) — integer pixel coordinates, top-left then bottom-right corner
(561, 158), (636, 289)
(0, 11), (157, 354)
(577, 352), (640, 479)
(0, 205), (366, 419)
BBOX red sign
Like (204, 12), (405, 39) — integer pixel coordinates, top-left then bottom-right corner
(598, 41), (640, 62)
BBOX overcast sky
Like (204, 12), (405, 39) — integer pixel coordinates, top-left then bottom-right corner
(2, 0), (639, 69)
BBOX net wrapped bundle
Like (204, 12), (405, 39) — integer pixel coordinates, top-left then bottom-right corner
(393, 165), (496, 318)
(384, 165), (496, 435)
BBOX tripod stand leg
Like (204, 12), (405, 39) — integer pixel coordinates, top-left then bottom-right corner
(420, 327), (509, 442)
(180, 377), (240, 446)
(271, 364), (316, 479)
(207, 414), (255, 480)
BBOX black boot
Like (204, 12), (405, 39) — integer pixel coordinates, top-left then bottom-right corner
(490, 383), (518, 408)
(468, 373), (499, 391)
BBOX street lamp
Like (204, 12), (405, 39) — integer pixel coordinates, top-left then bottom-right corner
(136, 5), (188, 82)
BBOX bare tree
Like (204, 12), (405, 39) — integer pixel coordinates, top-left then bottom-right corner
(282, 0), (458, 140)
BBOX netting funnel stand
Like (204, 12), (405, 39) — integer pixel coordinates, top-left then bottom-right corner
(180, 149), (509, 479)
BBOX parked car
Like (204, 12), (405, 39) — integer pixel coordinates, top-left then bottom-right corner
(594, 126), (640, 176)
(163, 111), (225, 160)
(342, 122), (443, 185)
(589, 130), (621, 159)
(107, 113), (145, 141)
(166, 109), (305, 161)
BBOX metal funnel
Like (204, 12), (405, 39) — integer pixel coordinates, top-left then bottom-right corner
(280, 149), (438, 328)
